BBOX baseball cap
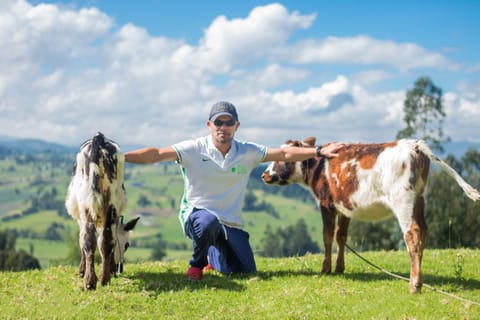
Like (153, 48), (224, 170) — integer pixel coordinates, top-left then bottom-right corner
(209, 101), (239, 122)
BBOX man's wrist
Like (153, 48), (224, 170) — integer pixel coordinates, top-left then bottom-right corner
(315, 145), (322, 157)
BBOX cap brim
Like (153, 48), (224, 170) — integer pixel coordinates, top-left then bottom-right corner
(210, 112), (235, 121)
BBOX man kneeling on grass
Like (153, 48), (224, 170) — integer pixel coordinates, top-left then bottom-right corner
(125, 101), (342, 280)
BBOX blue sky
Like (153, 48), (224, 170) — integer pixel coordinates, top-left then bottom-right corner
(2, 0), (479, 148)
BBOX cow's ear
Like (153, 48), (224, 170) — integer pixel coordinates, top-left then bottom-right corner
(304, 137), (316, 146)
(123, 217), (140, 231)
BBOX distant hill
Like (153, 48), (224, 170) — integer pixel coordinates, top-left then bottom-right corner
(0, 135), (478, 157)
(0, 136), (75, 154)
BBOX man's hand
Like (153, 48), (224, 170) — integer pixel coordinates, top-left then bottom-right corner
(320, 142), (345, 158)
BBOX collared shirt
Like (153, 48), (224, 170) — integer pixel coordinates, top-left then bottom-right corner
(172, 135), (267, 230)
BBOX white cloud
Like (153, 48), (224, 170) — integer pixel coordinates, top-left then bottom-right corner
(0, 1), (478, 149)
(351, 70), (393, 86)
(270, 75), (349, 111)
(290, 35), (458, 71)
(199, 3), (316, 69)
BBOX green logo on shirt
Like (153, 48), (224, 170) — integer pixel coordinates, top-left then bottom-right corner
(231, 165), (247, 174)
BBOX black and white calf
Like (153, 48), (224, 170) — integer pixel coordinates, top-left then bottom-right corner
(65, 132), (139, 290)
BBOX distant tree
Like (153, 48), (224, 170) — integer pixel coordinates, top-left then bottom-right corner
(45, 222), (65, 241)
(0, 230), (16, 251)
(426, 152), (480, 248)
(243, 191), (257, 211)
(284, 219), (320, 256)
(260, 219), (320, 257)
(243, 190), (279, 218)
(260, 225), (283, 257)
(0, 230), (41, 271)
(462, 148), (480, 175)
(0, 250), (41, 271)
(396, 76), (449, 152)
(348, 219), (403, 251)
(137, 194), (152, 207)
(150, 234), (167, 261)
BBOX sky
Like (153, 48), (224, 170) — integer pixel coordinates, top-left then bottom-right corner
(1, 0), (479, 149)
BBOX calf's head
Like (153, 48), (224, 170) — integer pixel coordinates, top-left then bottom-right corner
(113, 216), (140, 273)
(262, 137), (316, 186)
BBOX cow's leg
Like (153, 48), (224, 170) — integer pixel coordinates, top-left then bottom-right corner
(403, 195), (427, 294)
(110, 252), (118, 277)
(97, 227), (114, 286)
(76, 221), (86, 278)
(79, 237), (86, 278)
(98, 206), (116, 286)
(81, 215), (97, 290)
(334, 215), (350, 273)
(320, 206), (336, 274)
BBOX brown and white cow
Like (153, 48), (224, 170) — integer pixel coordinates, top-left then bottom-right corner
(65, 132), (139, 290)
(262, 137), (480, 293)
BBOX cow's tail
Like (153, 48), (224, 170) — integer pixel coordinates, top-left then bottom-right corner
(415, 140), (480, 201)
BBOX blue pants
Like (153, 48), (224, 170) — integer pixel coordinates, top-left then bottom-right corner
(184, 209), (256, 274)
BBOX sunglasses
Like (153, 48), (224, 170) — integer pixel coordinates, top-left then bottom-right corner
(213, 119), (236, 127)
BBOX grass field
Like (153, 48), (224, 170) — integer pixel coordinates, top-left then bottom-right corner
(1, 249), (479, 319)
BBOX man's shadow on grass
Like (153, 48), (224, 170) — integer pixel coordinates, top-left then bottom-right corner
(129, 269), (319, 294)
(129, 268), (480, 295)
(130, 270), (245, 295)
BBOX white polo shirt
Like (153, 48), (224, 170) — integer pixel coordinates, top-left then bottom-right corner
(172, 135), (267, 230)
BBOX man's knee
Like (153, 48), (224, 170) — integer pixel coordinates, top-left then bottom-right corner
(188, 210), (221, 238)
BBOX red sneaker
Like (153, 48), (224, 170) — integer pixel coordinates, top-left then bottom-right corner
(203, 263), (213, 272)
(186, 266), (203, 280)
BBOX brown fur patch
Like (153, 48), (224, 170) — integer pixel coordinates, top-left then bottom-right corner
(311, 142), (397, 210)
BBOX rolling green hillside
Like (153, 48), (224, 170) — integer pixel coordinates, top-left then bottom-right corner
(0, 152), (321, 267)
(2, 137), (479, 270)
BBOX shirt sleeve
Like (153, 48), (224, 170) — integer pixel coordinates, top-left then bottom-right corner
(172, 139), (196, 165)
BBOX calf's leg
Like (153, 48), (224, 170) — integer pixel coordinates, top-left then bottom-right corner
(98, 206), (116, 286)
(77, 222), (86, 278)
(98, 227), (115, 286)
(320, 206), (336, 274)
(79, 244), (86, 278)
(403, 195), (427, 294)
(81, 218), (97, 290)
(335, 215), (350, 273)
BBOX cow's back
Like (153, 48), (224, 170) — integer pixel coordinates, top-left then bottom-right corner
(88, 134), (125, 223)
(316, 140), (430, 222)
(66, 133), (126, 226)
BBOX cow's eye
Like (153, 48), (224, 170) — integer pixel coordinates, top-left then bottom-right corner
(124, 243), (130, 251)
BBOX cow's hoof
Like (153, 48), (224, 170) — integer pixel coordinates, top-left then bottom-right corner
(410, 284), (422, 294)
(84, 283), (96, 290)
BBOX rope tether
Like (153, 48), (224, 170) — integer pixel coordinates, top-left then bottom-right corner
(344, 242), (480, 306)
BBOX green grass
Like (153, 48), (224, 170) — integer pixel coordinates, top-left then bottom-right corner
(1, 249), (479, 319)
